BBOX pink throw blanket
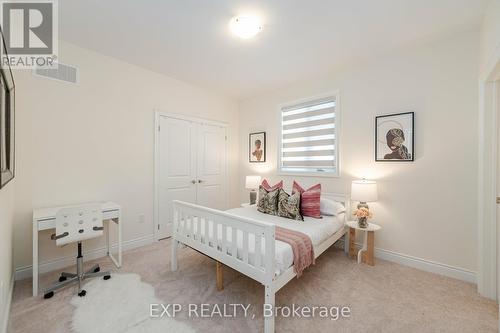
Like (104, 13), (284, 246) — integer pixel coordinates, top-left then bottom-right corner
(275, 226), (315, 277)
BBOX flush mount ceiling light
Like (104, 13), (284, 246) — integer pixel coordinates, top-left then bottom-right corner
(229, 15), (262, 39)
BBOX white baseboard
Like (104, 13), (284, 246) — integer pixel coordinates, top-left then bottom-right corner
(373, 246), (476, 283)
(0, 274), (14, 333)
(15, 234), (155, 281)
(335, 239), (476, 283)
(17, 233), (476, 284)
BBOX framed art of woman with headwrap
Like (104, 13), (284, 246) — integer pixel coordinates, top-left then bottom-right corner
(249, 131), (266, 162)
(375, 112), (414, 161)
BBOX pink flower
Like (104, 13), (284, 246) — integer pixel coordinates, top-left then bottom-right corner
(353, 207), (373, 219)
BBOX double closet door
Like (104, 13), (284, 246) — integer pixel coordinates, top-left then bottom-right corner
(157, 115), (227, 239)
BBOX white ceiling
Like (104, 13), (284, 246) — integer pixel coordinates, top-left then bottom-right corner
(60, 0), (487, 99)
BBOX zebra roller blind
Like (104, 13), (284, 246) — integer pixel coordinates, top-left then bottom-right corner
(280, 96), (338, 175)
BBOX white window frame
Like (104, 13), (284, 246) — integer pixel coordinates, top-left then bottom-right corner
(278, 91), (341, 178)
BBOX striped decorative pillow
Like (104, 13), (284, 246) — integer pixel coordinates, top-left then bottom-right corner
(261, 179), (283, 191)
(292, 181), (322, 218)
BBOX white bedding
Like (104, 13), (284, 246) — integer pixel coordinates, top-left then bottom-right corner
(179, 205), (345, 275)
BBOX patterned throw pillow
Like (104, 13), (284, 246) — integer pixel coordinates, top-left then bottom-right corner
(277, 189), (303, 221)
(292, 181), (322, 218)
(257, 185), (279, 215)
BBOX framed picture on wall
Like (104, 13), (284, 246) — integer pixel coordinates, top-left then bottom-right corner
(0, 27), (15, 189)
(375, 112), (414, 162)
(249, 132), (266, 162)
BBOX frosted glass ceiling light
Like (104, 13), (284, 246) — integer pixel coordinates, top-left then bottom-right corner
(229, 15), (262, 39)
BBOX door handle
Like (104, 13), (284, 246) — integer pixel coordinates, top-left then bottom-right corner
(191, 180), (196, 184)
(497, 197), (500, 204)
(198, 180), (203, 183)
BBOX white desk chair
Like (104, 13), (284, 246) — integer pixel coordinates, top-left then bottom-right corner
(44, 204), (111, 299)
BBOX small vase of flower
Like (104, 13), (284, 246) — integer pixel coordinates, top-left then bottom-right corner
(353, 207), (372, 228)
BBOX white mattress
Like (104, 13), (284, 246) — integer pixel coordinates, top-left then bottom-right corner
(180, 205), (345, 275)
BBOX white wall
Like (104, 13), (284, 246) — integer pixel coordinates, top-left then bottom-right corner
(0, 182), (14, 331)
(13, 41), (239, 275)
(479, 0), (500, 79)
(239, 30), (479, 276)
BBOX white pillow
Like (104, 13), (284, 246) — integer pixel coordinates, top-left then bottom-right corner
(320, 198), (345, 216)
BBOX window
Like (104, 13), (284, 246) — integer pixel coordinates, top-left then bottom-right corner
(279, 95), (339, 176)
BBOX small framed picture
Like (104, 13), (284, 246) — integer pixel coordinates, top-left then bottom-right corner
(249, 132), (266, 163)
(375, 112), (414, 162)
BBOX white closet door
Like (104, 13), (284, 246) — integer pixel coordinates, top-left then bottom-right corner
(158, 116), (197, 239)
(196, 123), (227, 210)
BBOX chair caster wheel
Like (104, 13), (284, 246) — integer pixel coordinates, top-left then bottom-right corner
(103, 275), (111, 280)
(93, 266), (100, 273)
(59, 276), (67, 282)
(43, 291), (54, 299)
(78, 290), (86, 297)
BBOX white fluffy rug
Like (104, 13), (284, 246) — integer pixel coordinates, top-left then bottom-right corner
(71, 273), (195, 333)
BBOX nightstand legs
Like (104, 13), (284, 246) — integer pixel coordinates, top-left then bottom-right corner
(349, 228), (356, 258)
(364, 231), (375, 265)
(357, 231), (368, 264)
(348, 228), (375, 266)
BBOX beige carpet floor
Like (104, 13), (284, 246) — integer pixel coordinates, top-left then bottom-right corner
(8, 239), (499, 333)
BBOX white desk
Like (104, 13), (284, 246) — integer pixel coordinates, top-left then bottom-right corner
(32, 201), (122, 297)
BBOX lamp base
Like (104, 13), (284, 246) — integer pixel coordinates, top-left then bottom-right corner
(358, 217), (368, 228)
(357, 201), (369, 209)
(249, 190), (257, 205)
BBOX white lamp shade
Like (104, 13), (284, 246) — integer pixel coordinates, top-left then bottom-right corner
(351, 179), (378, 202)
(245, 175), (261, 189)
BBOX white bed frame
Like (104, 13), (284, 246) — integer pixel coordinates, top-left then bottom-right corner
(170, 193), (349, 333)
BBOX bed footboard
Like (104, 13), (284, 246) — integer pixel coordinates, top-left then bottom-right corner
(171, 201), (277, 331)
(170, 200), (276, 286)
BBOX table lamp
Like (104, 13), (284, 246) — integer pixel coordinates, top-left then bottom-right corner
(245, 175), (261, 205)
(351, 179), (378, 209)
